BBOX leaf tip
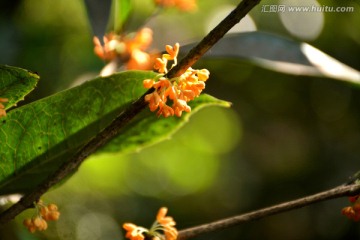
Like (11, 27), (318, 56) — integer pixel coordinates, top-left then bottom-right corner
(27, 70), (40, 79)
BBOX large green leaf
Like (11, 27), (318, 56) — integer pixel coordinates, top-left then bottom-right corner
(0, 65), (39, 110)
(0, 70), (229, 195)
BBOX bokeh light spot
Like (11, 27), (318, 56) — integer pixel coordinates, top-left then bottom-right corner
(206, 5), (257, 34)
(279, 0), (324, 40)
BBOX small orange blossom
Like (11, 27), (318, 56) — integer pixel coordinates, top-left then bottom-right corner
(93, 28), (158, 71)
(154, 0), (197, 11)
(143, 43), (210, 118)
(0, 98), (8, 118)
(23, 200), (60, 233)
(342, 194), (360, 221)
(123, 207), (178, 240)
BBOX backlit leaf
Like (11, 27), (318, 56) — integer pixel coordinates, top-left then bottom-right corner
(183, 32), (360, 83)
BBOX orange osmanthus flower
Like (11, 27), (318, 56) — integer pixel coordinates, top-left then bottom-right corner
(93, 28), (158, 70)
(143, 43), (210, 118)
(40, 203), (61, 221)
(23, 217), (48, 233)
(342, 194), (360, 221)
(123, 207), (178, 240)
(23, 200), (60, 233)
(156, 207), (178, 240)
(0, 98), (8, 118)
(155, 0), (197, 11)
(123, 223), (148, 240)
(349, 195), (360, 203)
(93, 32), (118, 61)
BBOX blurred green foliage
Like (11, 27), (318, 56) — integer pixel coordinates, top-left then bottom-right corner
(0, 0), (360, 239)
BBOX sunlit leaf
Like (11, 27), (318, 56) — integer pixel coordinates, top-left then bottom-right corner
(0, 65), (39, 110)
(98, 94), (231, 154)
(109, 0), (132, 33)
(0, 70), (229, 195)
(183, 32), (360, 83)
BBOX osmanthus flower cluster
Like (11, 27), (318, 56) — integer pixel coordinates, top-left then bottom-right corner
(92, 0), (198, 70)
(93, 28), (158, 70)
(23, 200), (60, 233)
(123, 207), (177, 240)
(154, 0), (197, 11)
(342, 194), (360, 221)
(143, 43), (210, 117)
(0, 97), (8, 118)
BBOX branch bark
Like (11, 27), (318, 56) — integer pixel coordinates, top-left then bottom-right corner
(0, 0), (262, 226)
(178, 183), (360, 239)
(167, 0), (261, 78)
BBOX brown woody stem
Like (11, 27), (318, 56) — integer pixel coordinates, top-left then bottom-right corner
(167, 0), (261, 78)
(178, 183), (360, 239)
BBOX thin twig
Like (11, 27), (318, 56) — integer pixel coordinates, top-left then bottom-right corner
(0, 0), (261, 225)
(167, 0), (261, 78)
(177, 183), (360, 240)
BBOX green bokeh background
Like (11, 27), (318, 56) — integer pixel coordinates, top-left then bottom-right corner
(1, 0), (360, 239)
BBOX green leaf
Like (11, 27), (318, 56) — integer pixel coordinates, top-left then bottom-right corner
(84, 0), (113, 37)
(97, 94), (231, 154)
(183, 32), (360, 83)
(84, 0), (132, 36)
(108, 0), (132, 33)
(0, 70), (229, 195)
(0, 65), (39, 110)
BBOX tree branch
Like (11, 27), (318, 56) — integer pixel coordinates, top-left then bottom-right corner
(177, 183), (360, 239)
(167, 0), (261, 78)
(0, 0), (262, 226)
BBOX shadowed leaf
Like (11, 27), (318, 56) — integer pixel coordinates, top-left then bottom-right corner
(182, 32), (360, 83)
